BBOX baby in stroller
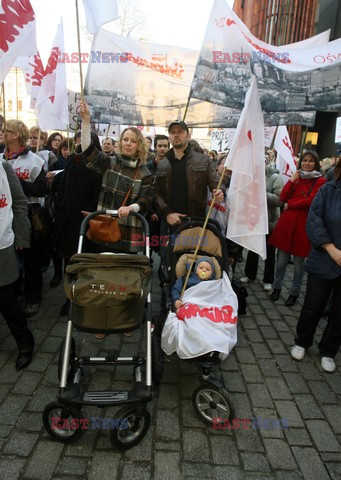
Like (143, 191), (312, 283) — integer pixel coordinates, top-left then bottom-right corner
(172, 257), (216, 312)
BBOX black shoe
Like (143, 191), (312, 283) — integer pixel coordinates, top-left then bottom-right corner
(50, 271), (62, 288)
(271, 288), (281, 301)
(16, 334), (34, 371)
(285, 295), (298, 307)
(59, 299), (70, 317)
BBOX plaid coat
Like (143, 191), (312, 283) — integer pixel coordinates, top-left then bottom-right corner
(81, 144), (153, 253)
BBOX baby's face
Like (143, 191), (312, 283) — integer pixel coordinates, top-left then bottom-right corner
(196, 261), (213, 280)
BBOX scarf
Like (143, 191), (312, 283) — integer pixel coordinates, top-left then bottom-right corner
(299, 170), (322, 179)
(0, 162), (15, 250)
(4, 147), (29, 160)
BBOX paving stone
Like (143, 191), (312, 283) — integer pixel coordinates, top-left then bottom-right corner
(266, 378), (292, 400)
(40, 335), (63, 353)
(321, 405), (341, 434)
(210, 435), (240, 465)
(263, 439), (297, 470)
(241, 452), (271, 472)
(292, 447), (331, 480)
(297, 362), (323, 381)
(181, 400), (205, 428)
(214, 465), (247, 480)
(274, 355), (299, 373)
(16, 411), (44, 432)
(183, 429), (210, 462)
(282, 373), (310, 394)
(274, 401), (304, 428)
(0, 364), (22, 384)
(324, 373), (341, 395)
(0, 424), (14, 438)
(320, 452), (341, 462)
(180, 375), (199, 399)
(326, 463), (341, 480)
(266, 339), (287, 355)
(24, 440), (64, 479)
(156, 409), (180, 440)
(154, 451), (181, 480)
(271, 320), (290, 333)
(220, 353), (239, 371)
(248, 384), (274, 409)
(245, 329), (263, 343)
(235, 347), (256, 364)
(183, 462), (214, 478)
(0, 383), (12, 403)
(64, 430), (98, 457)
(222, 372), (247, 393)
(275, 472), (304, 480)
(11, 371), (42, 396)
(123, 427), (153, 462)
(121, 464), (151, 480)
(308, 381), (338, 404)
(3, 431), (39, 456)
(305, 420), (340, 452)
(240, 364), (263, 383)
(232, 393), (253, 418)
(284, 428), (312, 446)
(251, 409), (285, 439)
(259, 326), (278, 339)
(88, 451), (120, 480)
(0, 395), (28, 425)
(55, 457), (89, 476)
(27, 386), (57, 412)
(258, 359), (281, 378)
(0, 458), (25, 479)
(26, 352), (54, 372)
(294, 394), (324, 419)
(157, 383), (179, 409)
(155, 440), (181, 451)
(251, 343), (273, 359)
(235, 428), (264, 453)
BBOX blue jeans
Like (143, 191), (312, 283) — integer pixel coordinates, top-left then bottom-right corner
(295, 273), (341, 357)
(273, 250), (305, 296)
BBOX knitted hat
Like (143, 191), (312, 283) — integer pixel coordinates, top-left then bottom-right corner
(194, 256), (215, 280)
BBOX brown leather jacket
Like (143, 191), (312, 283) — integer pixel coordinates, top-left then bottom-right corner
(154, 146), (225, 219)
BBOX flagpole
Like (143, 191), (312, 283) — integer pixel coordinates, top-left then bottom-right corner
(299, 125), (308, 159)
(179, 167), (226, 300)
(182, 93), (191, 122)
(75, 0), (84, 99)
(36, 129), (41, 153)
(269, 125), (278, 150)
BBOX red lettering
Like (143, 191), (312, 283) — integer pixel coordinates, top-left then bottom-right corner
(70, 418), (79, 429)
(70, 52), (79, 63)
(240, 419), (251, 429)
(0, 0), (35, 53)
(212, 51), (222, 63)
(212, 417), (224, 429)
(223, 418), (232, 429)
(79, 418), (89, 429)
(223, 52), (231, 63)
(150, 235), (159, 247)
(232, 418), (240, 429)
(51, 417), (61, 429)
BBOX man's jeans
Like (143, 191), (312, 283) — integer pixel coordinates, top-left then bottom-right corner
(273, 250), (305, 296)
(295, 273), (341, 357)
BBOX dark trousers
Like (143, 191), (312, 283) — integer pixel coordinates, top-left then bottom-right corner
(0, 282), (33, 350)
(295, 273), (341, 358)
(244, 234), (276, 283)
(23, 238), (43, 304)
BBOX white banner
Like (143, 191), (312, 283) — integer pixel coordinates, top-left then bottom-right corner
(274, 126), (297, 184)
(191, 0), (340, 117)
(335, 117), (341, 144)
(82, 0), (118, 34)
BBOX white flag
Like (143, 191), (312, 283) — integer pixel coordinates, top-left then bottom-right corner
(82, 0), (118, 34)
(274, 126), (297, 184)
(225, 76), (268, 260)
(0, 0), (37, 85)
(35, 19), (68, 131)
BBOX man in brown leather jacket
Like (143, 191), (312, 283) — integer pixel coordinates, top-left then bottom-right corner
(155, 121), (224, 227)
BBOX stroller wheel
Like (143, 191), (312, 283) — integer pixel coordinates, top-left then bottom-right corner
(43, 401), (84, 444)
(192, 385), (234, 425)
(110, 405), (151, 450)
(58, 338), (76, 384)
(152, 334), (164, 384)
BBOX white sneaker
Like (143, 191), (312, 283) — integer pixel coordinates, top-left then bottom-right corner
(240, 276), (252, 284)
(321, 357), (336, 373)
(291, 345), (306, 361)
(263, 283), (272, 291)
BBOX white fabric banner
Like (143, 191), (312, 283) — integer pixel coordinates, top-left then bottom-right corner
(190, 0), (340, 117)
(35, 19), (69, 131)
(225, 76), (268, 260)
(161, 272), (238, 360)
(0, 0), (37, 85)
(0, 161), (14, 250)
(82, 0), (118, 34)
(274, 126), (297, 184)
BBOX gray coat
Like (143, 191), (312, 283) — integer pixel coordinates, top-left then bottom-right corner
(0, 162), (30, 287)
(266, 166), (284, 232)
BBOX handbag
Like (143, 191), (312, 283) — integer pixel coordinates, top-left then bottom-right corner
(28, 203), (52, 241)
(82, 168), (139, 244)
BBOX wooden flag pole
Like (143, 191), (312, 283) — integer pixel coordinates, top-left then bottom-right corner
(179, 166), (227, 301)
(299, 126), (308, 159)
(36, 129), (41, 153)
(269, 125), (278, 151)
(75, 0), (84, 99)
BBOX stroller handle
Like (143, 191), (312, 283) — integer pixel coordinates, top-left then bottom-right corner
(79, 210), (150, 237)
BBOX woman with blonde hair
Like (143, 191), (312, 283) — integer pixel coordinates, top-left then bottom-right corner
(78, 100), (154, 254)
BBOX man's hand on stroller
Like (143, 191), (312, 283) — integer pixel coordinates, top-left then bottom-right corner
(166, 212), (186, 226)
(175, 300), (183, 312)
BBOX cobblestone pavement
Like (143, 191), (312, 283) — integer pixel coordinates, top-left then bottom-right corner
(0, 256), (340, 480)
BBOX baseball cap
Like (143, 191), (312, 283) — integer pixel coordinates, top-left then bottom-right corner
(168, 120), (189, 132)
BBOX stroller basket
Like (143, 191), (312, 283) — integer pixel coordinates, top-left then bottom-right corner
(65, 253), (152, 333)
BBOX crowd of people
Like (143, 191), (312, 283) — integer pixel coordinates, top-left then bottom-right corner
(0, 108), (340, 373)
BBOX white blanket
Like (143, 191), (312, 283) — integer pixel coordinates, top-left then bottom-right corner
(161, 272), (238, 360)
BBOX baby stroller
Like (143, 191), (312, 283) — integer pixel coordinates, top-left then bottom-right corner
(43, 211), (154, 450)
(155, 218), (236, 425)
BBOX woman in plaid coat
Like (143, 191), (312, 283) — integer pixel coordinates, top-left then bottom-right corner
(79, 100), (154, 253)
